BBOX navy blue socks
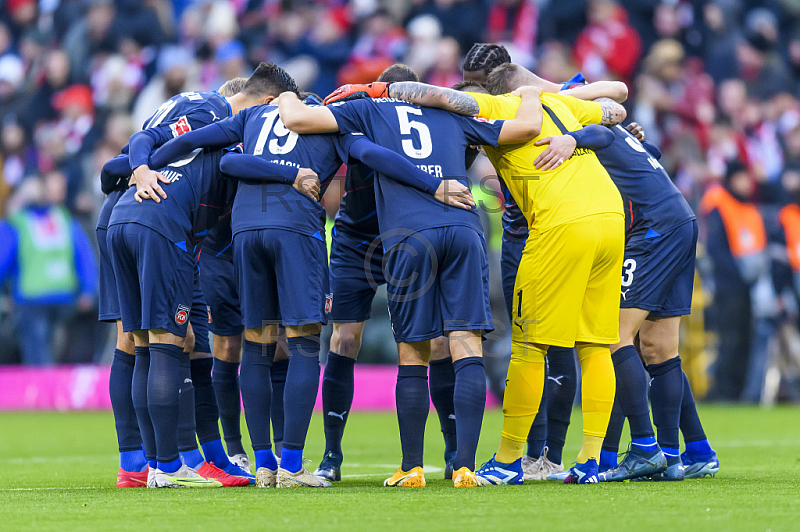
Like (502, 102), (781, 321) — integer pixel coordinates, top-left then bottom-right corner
(281, 335), (321, 473)
(240, 340), (275, 462)
(544, 347), (577, 465)
(148, 343), (184, 471)
(601, 402), (624, 469)
(109, 349), (146, 471)
(212, 357), (245, 457)
(679, 370), (711, 454)
(647, 356), (684, 458)
(191, 357), (220, 445)
(429, 357), (457, 459)
(397, 365), (429, 471)
(177, 354), (202, 468)
(322, 351), (355, 456)
(132, 346), (156, 466)
(612, 345), (655, 440)
(270, 358), (289, 457)
(452, 357), (486, 471)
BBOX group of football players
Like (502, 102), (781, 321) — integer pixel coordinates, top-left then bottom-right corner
(99, 42), (720, 489)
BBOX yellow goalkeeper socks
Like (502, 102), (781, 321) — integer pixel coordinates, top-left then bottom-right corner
(575, 343), (616, 463)
(496, 341), (546, 463)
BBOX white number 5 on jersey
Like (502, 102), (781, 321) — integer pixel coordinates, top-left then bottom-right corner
(396, 106), (433, 159)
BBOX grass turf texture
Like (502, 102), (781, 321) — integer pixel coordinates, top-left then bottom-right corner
(1, 406), (798, 531)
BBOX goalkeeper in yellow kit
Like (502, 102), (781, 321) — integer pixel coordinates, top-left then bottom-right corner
(324, 63), (628, 484)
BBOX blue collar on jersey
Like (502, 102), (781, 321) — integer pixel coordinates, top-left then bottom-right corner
(213, 90), (233, 118)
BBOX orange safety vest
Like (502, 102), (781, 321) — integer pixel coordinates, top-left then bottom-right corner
(700, 184), (766, 258)
(779, 203), (800, 271)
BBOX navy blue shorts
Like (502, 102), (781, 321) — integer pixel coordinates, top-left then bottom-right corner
(384, 226), (493, 343)
(198, 251), (243, 336)
(97, 227), (120, 322)
(328, 229), (385, 322)
(500, 236), (526, 322)
(620, 220), (697, 317)
(190, 266), (211, 353)
(108, 223), (195, 336)
(234, 229), (329, 329)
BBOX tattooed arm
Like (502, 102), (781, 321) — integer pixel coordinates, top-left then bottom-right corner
(596, 97), (627, 126)
(387, 82), (481, 116)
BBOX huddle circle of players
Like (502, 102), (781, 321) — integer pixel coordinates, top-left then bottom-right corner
(99, 43), (720, 489)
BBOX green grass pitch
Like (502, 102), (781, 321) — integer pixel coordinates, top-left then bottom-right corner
(1, 406), (799, 531)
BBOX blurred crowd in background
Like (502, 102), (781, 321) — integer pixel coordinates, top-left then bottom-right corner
(2, 0), (800, 404)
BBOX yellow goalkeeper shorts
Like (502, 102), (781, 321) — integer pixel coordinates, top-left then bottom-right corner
(511, 214), (624, 347)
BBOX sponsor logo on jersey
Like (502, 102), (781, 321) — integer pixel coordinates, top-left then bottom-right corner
(170, 116), (192, 137)
(161, 169), (183, 183)
(175, 304), (190, 325)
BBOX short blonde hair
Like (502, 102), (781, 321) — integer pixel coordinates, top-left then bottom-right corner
(218, 77), (248, 97)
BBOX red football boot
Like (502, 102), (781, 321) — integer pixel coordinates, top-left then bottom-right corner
(196, 462), (251, 487)
(116, 468), (148, 488)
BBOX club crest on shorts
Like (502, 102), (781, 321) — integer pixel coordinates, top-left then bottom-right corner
(325, 293), (333, 314)
(206, 305), (212, 323)
(175, 304), (190, 325)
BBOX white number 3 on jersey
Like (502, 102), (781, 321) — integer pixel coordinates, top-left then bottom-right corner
(621, 258), (637, 287)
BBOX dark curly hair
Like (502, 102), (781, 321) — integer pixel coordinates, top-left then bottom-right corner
(243, 62), (299, 98)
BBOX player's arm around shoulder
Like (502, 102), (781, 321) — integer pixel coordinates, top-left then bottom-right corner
(387, 82), (481, 116)
(497, 85), (543, 144)
(596, 97), (627, 126)
(278, 92), (340, 134)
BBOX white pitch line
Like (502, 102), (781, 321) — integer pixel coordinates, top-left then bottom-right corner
(0, 486), (110, 491)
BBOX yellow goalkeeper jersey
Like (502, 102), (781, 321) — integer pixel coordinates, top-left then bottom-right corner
(470, 92), (623, 232)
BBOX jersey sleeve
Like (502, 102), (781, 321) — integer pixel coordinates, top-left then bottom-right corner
(334, 132), (367, 163)
(128, 126), (173, 169)
(452, 114), (503, 148)
(468, 92), (520, 120)
(327, 99), (372, 137)
(643, 140), (663, 160)
(218, 152), (298, 184)
(552, 93), (603, 125)
(347, 136), (440, 195)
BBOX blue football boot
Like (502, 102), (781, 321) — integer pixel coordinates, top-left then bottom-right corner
(564, 459), (600, 484)
(475, 455), (524, 485)
(681, 450), (720, 479)
(649, 455), (685, 481)
(598, 445), (667, 482)
(313, 451), (343, 482)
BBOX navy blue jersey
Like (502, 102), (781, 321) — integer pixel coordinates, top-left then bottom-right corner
(96, 91), (231, 231)
(109, 150), (233, 250)
(140, 90), (231, 138)
(334, 162), (379, 239)
(327, 97), (503, 249)
(199, 211), (234, 260)
(499, 177), (528, 240)
(202, 103), (348, 238)
(595, 125), (695, 237)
